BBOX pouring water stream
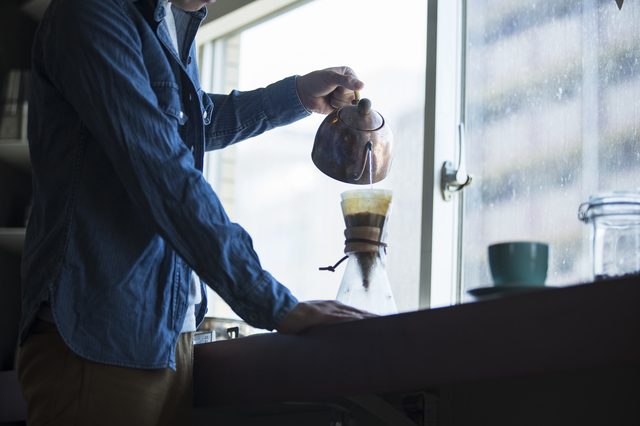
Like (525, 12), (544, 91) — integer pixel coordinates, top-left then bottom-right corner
(369, 146), (373, 189)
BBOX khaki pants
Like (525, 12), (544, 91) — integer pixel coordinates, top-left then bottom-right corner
(17, 319), (193, 426)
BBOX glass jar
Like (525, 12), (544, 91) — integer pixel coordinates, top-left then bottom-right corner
(578, 191), (640, 281)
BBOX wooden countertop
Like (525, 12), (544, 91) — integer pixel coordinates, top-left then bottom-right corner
(193, 277), (640, 408)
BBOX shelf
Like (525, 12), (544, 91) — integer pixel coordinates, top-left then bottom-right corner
(194, 278), (640, 412)
(0, 140), (30, 172)
(0, 228), (26, 255)
(20, 0), (51, 21)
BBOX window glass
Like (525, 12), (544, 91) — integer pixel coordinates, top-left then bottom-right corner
(462, 0), (640, 296)
(204, 0), (427, 319)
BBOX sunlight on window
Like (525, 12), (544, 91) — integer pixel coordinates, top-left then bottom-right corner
(204, 0), (427, 319)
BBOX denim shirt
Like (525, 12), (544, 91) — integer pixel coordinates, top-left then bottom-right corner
(19, 0), (309, 370)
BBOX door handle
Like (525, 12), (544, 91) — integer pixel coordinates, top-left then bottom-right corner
(441, 122), (473, 201)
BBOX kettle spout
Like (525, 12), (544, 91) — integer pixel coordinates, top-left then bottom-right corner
(348, 141), (374, 183)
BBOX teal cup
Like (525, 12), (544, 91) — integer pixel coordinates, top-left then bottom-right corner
(488, 242), (549, 287)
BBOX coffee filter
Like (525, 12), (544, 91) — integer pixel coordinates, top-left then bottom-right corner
(340, 189), (393, 217)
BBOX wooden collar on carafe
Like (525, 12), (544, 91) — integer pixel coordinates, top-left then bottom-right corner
(344, 226), (388, 254)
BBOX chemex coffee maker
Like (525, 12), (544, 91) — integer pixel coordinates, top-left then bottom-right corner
(314, 92), (398, 316)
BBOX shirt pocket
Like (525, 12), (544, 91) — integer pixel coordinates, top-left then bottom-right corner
(151, 82), (187, 125)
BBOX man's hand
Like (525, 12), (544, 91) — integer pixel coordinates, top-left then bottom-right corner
(275, 300), (377, 335)
(295, 67), (365, 115)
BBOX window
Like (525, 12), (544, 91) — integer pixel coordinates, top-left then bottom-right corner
(460, 0), (640, 300)
(198, 0), (640, 318)
(198, 0), (427, 319)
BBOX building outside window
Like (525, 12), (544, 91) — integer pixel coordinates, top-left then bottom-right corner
(461, 0), (640, 300)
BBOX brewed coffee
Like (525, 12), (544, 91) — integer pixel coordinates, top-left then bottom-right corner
(344, 212), (387, 229)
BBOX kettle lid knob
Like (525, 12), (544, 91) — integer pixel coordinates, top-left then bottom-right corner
(357, 98), (372, 115)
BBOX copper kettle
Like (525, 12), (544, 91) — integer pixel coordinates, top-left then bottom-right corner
(311, 93), (393, 184)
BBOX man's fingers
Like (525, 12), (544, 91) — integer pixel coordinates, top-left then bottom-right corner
(318, 300), (377, 319)
(330, 95), (354, 109)
(326, 69), (364, 109)
(295, 67), (365, 114)
(327, 69), (364, 93)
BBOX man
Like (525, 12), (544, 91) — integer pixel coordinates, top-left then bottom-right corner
(17, 0), (373, 424)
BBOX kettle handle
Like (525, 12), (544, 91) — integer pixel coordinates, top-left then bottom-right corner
(349, 141), (374, 183)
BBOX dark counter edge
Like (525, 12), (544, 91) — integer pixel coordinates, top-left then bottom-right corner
(194, 278), (640, 408)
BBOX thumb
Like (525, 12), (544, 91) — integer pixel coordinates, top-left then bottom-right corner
(320, 66), (364, 92)
(329, 72), (365, 92)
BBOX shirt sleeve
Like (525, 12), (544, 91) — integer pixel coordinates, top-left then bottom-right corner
(203, 75), (311, 151)
(41, 0), (300, 329)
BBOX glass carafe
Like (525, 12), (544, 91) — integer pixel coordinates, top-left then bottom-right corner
(335, 189), (398, 315)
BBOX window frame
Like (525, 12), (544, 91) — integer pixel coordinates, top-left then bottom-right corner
(196, 0), (464, 310)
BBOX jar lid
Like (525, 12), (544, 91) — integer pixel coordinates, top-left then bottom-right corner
(578, 190), (640, 222)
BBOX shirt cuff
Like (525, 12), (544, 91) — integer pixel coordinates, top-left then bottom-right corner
(263, 75), (312, 127)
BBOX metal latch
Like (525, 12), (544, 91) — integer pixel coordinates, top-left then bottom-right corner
(441, 122), (473, 201)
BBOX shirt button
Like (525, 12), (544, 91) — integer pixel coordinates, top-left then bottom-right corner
(203, 111), (208, 120)
(187, 56), (192, 64)
(179, 111), (184, 120)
